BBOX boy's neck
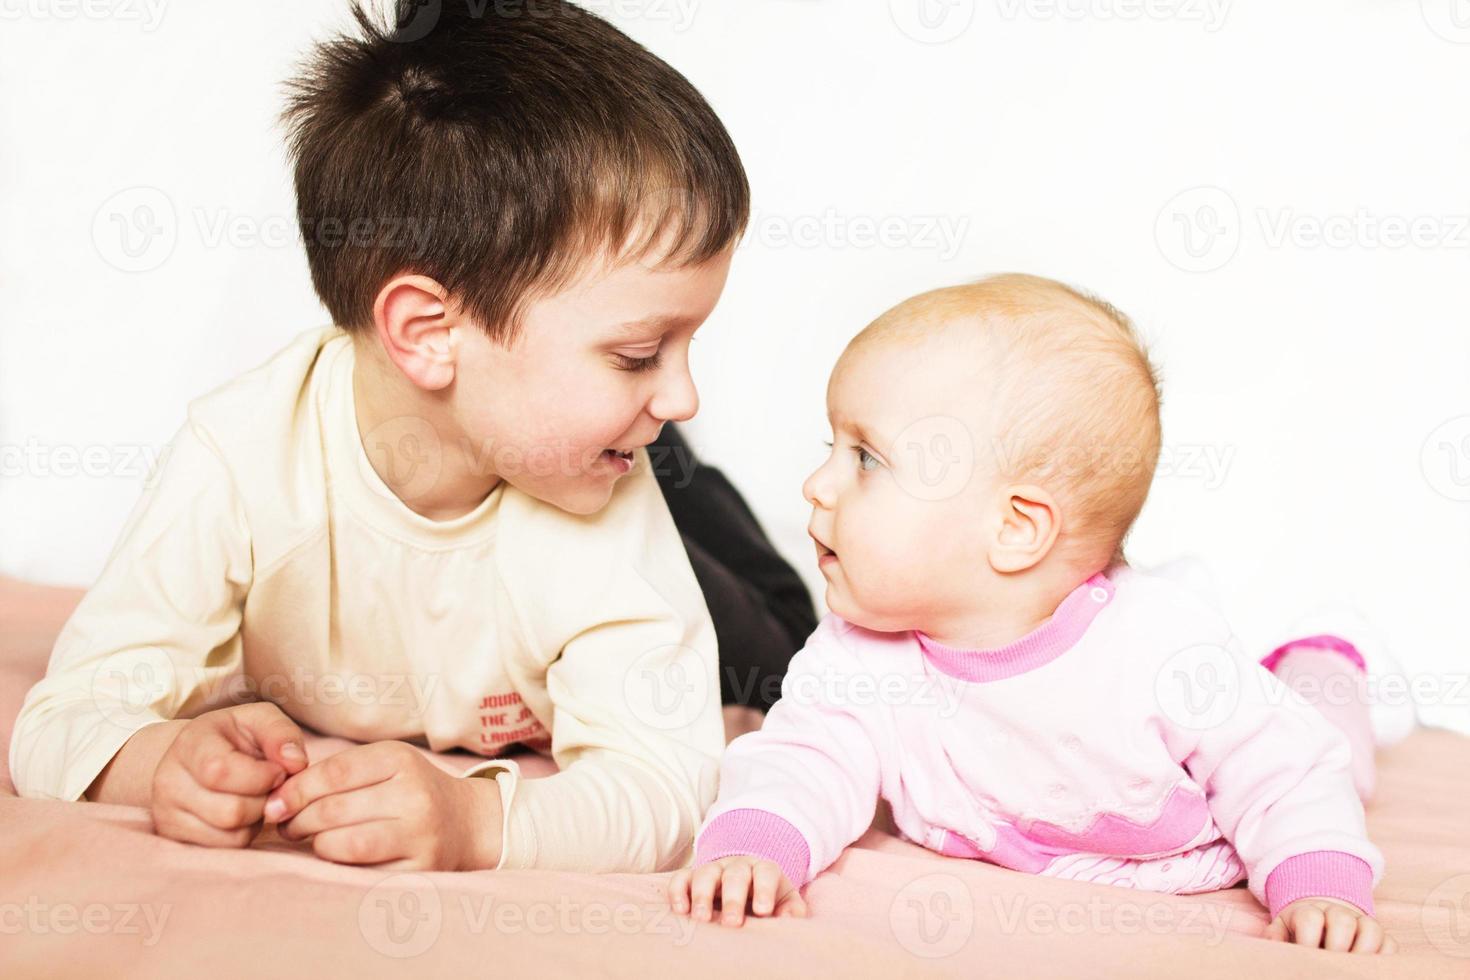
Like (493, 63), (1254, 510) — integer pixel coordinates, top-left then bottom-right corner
(350, 339), (502, 522)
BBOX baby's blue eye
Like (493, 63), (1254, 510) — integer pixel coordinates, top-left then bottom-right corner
(856, 447), (879, 471)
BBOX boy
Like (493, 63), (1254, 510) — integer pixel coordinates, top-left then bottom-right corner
(10, 0), (812, 873)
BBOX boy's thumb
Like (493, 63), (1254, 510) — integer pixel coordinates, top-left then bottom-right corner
(236, 701), (309, 774)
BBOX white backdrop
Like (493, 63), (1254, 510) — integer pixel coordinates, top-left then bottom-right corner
(2, 1), (1467, 733)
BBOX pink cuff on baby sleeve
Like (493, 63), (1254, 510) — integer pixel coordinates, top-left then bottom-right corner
(695, 808), (813, 888)
(1264, 850), (1375, 919)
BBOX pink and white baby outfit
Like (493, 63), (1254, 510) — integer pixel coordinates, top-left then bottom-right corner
(695, 564), (1381, 918)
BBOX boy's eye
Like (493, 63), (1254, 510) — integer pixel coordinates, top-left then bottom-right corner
(612, 351), (663, 373)
(856, 447), (879, 471)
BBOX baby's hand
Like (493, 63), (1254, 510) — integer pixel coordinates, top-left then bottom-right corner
(265, 740), (501, 871)
(151, 702), (308, 848)
(668, 856), (808, 926)
(1265, 897), (1396, 954)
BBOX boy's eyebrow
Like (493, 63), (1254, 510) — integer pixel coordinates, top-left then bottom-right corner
(610, 314), (695, 336)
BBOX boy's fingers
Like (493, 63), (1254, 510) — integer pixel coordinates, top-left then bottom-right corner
(265, 745), (392, 822)
(231, 702), (309, 774)
(278, 781), (396, 840)
(154, 804), (256, 849)
(719, 864), (753, 926)
(1264, 917), (1288, 943)
(750, 863), (783, 916)
(688, 864), (723, 922)
(1381, 934), (1398, 955)
(310, 820), (402, 867)
(182, 782), (270, 831)
(181, 730), (283, 795)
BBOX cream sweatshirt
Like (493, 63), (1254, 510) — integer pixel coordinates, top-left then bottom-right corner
(9, 326), (724, 873)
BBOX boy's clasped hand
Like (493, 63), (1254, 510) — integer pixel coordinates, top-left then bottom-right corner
(151, 701), (503, 871)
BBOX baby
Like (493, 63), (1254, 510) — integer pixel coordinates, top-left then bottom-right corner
(668, 273), (1394, 954)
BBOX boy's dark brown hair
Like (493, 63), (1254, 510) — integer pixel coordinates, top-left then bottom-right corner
(282, 0), (749, 342)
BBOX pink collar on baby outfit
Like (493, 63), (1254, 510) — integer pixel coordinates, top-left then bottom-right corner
(915, 573), (1116, 682)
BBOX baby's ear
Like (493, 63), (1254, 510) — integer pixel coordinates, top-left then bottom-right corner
(987, 484), (1060, 574)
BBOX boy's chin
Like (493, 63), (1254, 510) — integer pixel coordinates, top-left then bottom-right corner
(528, 476), (618, 516)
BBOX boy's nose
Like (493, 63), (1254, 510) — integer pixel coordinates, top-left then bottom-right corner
(650, 362), (699, 423)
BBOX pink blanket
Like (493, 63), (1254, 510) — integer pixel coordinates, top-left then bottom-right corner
(2, 575), (1466, 977)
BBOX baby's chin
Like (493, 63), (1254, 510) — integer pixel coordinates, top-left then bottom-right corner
(822, 581), (913, 634)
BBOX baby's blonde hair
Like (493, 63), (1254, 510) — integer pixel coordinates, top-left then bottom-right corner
(850, 273), (1162, 569)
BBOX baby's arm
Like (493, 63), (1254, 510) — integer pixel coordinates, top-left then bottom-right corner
(1159, 626), (1388, 953)
(670, 616), (884, 924)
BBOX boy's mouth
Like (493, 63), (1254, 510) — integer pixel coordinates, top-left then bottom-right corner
(598, 447), (637, 474)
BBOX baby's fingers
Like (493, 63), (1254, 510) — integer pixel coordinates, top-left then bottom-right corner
(688, 863), (726, 922)
(1323, 906), (1360, 953)
(718, 863), (753, 927)
(775, 884), (809, 919)
(667, 869), (693, 916)
(750, 863), (784, 917)
(1349, 917), (1385, 955)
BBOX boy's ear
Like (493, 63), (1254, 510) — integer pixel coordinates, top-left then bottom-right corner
(987, 483), (1061, 574)
(372, 274), (460, 391)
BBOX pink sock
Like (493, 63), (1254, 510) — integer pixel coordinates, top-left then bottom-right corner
(1261, 636), (1377, 801)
